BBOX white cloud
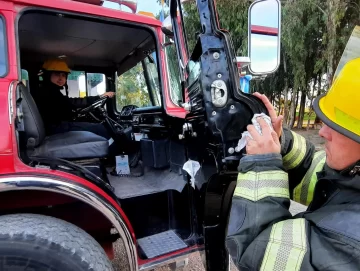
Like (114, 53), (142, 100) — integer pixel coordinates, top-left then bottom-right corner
(251, 37), (278, 48)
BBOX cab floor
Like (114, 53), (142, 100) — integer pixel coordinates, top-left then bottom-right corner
(107, 167), (186, 199)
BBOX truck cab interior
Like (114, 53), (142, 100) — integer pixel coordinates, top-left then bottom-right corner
(16, 9), (206, 260)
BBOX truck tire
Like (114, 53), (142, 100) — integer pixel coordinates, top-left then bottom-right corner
(0, 213), (114, 271)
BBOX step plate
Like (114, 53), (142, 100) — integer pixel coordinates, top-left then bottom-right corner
(138, 230), (187, 259)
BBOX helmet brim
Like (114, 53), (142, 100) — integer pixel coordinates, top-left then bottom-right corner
(313, 94), (360, 143)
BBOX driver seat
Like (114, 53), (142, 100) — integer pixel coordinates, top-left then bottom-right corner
(19, 84), (109, 159)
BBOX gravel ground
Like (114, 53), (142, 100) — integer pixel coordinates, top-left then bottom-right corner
(111, 129), (320, 270)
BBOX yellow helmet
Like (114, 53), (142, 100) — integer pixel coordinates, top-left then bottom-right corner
(313, 58), (360, 143)
(42, 58), (71, 73)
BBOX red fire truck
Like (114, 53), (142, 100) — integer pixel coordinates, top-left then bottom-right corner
(0, 0), (281, 270)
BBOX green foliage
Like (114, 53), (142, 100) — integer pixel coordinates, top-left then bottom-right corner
(182, 0), (250, 55)
(215, 0), (250, 55)
(182, 2), (202, 53)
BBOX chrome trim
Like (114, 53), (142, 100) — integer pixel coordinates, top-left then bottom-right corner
(8, 81), (15, 125)
(0, 176), (138, 271)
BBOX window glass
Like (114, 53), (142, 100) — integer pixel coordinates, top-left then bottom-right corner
(144, 56), (161, 106)
(21, 69), (29, 87)
(188, 60), (201, 86)
(0, 17), (7, 77)
(164, 37), (182, 105)
(66, 71), (106, 97)
(67, 71), (86, 97)
(87, 73), (106, 96)
(116, 62), (152, 111)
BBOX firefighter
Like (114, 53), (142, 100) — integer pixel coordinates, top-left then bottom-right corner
(34, 58), (114, 139)
(226, 58), (360, 270)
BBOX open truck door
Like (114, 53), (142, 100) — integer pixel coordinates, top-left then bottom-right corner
(162, 0), (281, 269)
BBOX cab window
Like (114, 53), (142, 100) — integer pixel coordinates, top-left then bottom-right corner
(66, 71), (106, 98)
(87, 73), (106, 97)
(164, 37), (182, 105)
(161, 1), (184, 106)
(144, 56), (161, 106)
(0, 16), (7, 77)
(116, 58), (161, 111)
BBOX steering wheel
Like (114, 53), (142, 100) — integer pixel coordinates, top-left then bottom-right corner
(77, 96), (108, 116)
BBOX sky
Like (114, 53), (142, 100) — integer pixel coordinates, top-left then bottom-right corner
(249, 0), (280, 74)
(250, 0), (279, 29)
(103, 0), (163, 16)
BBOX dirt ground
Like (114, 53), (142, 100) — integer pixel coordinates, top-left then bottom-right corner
(112, 243), (239, 271)
(112, 128), (322, 271)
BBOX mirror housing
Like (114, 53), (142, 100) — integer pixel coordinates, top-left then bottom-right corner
(248, 0), (281, 75)
(161, 15), (174, 37)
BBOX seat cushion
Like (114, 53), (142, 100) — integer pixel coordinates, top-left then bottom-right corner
(29, 131), (109, 159)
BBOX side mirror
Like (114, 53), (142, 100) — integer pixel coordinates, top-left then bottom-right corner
(161, 15), (174, 37)
(248, 0), (281, 75)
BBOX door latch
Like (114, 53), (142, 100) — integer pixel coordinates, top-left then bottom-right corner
(210, 80), (228, 107)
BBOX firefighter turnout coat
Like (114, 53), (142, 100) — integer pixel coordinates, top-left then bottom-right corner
(226, 128), (360, 270)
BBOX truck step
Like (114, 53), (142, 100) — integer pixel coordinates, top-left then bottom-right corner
(138, 230), (187, 259)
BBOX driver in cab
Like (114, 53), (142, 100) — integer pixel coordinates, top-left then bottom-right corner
(34, 59), (115, 139)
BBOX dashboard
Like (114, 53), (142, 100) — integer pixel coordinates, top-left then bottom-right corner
(119, 105), (165, 128)
(132, 114), (165, 128)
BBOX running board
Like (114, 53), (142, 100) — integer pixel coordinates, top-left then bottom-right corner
(138, 230), (187, 259)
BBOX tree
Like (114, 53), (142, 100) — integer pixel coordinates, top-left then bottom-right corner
(116, 63), (151, 109)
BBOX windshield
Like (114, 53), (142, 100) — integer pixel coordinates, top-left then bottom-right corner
(116, 54), (161, 111)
